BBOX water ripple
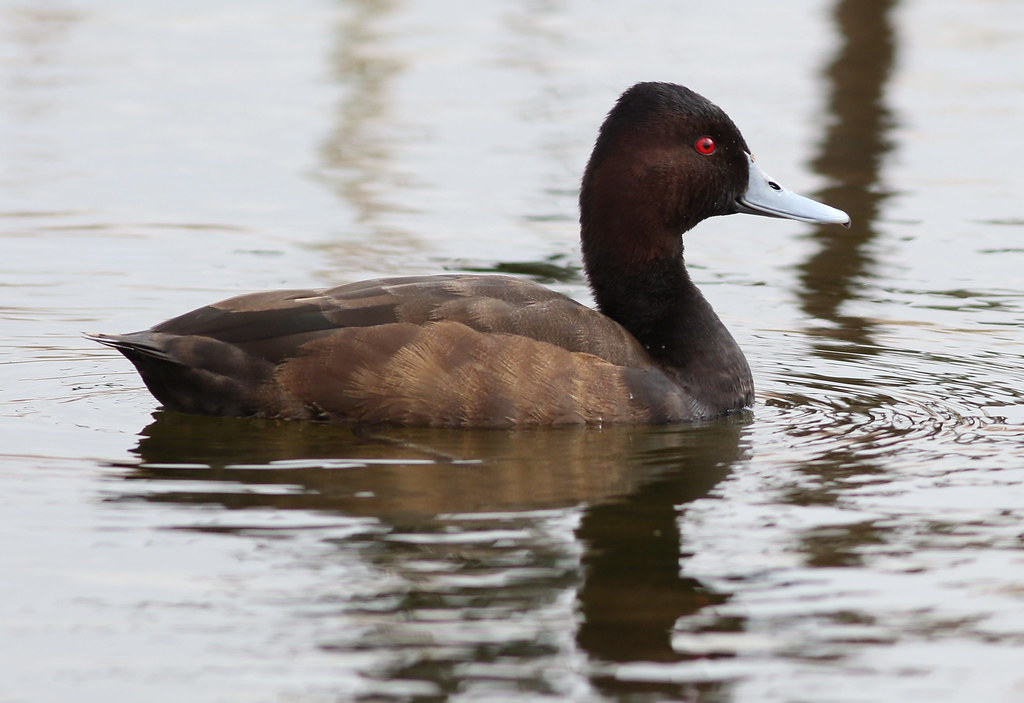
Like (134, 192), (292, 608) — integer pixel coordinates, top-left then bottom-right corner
(754, 338), (1023, 469)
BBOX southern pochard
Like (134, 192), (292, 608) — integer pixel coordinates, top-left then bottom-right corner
(89, 82), (849, 427)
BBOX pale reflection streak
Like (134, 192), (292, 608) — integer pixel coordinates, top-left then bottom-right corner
(315, 0), (430, 278)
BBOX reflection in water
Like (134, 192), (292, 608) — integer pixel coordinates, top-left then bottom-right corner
(577, 439), (737, 702)
(314, 0), (587, 285)
(117, 411), (747, 699)
(770, 0), (902, 510)
(317, 0), (422, 266)
(1, 4), (84, 119)
(457, 255), (583, 286)
(800, 0), (898, 347)
(769, 0), (1014, 493)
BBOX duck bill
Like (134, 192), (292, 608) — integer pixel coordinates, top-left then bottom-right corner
(735, 154), (851, 227)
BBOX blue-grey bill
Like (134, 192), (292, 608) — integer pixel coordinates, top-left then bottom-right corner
(735, 154), (851, 227)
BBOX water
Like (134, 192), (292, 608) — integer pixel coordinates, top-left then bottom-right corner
(2, 0), (1024, 701)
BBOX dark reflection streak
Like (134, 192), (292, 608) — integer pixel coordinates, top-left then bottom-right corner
(576, 421), (746, 702)
(783, 0), (900, 549)
(800, 0), (898, 349)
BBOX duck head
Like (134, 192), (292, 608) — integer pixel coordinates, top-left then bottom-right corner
(580, 82), (849, 271)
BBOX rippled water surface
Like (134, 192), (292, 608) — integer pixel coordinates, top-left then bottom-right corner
(2, 1), (1024, 701)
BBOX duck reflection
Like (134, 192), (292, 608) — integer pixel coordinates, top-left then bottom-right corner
(119, 411), (747, 699)
(575, 432), (740, 701)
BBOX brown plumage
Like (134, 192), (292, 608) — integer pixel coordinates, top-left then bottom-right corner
(89, 82), (849, 427)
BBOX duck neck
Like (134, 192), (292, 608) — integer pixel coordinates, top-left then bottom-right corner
(582, 226), (753, 411)
(583, 233), (702, 360)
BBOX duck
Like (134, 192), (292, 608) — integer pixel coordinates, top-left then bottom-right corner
(88, 82), (849, 427)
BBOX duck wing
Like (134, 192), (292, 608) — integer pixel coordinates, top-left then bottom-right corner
(89, 274), (695, 425)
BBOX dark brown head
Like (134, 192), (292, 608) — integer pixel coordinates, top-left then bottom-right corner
(579, 82), (849, 315)
(580, 83), (752, 263)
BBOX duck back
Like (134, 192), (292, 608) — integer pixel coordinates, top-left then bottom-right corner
(90, 275), (707, 426)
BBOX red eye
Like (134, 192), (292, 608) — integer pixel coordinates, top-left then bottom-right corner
(694, 136), (716, 155)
